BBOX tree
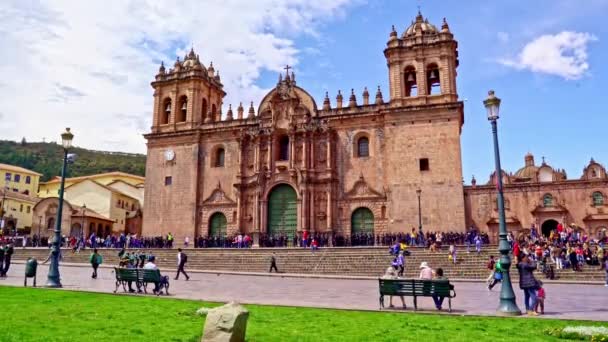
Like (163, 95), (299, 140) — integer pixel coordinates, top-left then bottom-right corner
(20, 137), (27, 146)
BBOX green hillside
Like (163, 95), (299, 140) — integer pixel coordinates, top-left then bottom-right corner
(0, 140), (146, 181)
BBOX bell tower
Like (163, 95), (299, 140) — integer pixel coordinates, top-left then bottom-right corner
(384, 12), (459, 106)
(150, 48), (226, 133)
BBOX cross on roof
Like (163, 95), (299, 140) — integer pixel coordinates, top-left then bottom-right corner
(284, 65), (291, 74)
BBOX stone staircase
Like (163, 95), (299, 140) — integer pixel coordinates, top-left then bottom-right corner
(12, 246), (606, 281)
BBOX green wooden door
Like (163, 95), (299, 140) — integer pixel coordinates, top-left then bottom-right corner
(267, 184), (297, 237)
(351, 207), (374, 234)
(209, 212), (227, 237)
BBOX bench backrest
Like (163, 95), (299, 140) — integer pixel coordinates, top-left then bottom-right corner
(379, 279), (452, 297)
(115, 267), (139, 282)
(140, 269), (161, 282)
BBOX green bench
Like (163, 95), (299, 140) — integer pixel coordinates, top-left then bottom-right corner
(378, 278), (456, 312)
(113, 268), (169, 295)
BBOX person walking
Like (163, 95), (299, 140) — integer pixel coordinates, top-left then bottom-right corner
(396, 251), (405, 277)
(517, 253), (540, 316)
(269, 252), (279, 273)
(487, 259), (503, 291)
(485, 255), (496, 285)
(2, 242), (13, 277)
(175, 248), (189, 280)
(89, 248), (102, 279)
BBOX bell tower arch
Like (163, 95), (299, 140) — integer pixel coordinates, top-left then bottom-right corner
(384, 12), (459, 106)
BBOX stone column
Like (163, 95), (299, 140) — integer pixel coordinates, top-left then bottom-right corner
(254, 140), (259, 172)
(302, 188), (308, 231)
(327, 190), (332, 231)
(267, 136), (273, 172)
(289, 133), (295, 169)
(326, 135), (331, 170)
(309, 189), (315, 233)
(303, 133), (309, 170)
(254, 192), (260, 233)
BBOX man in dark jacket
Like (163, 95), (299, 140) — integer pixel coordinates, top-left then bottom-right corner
(175, 248), (189, 280)
(3, 243), (14, 276)
(517, 253), (539, 316)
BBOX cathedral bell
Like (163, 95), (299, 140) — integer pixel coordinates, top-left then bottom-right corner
(429, 69), (439, 80)
(406, 73), (415, 83)
(181, 102), (187, 111)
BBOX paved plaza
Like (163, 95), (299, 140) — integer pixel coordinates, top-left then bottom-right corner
(1, 263), (606, 321)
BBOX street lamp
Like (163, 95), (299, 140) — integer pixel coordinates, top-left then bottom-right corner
(416, 188), (422, 232)
(46, 127), (74, 288)
(484, 90), (520, 316)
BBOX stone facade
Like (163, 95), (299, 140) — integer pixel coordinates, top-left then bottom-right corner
(465, 154), (608, 242)
(142, 12), (466, 242)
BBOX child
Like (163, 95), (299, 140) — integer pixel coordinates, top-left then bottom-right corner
(535, 281), (546, 314)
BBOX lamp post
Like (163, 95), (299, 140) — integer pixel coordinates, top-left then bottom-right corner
(416, 188), (422, 232)
(46, 127), (74, 288)
(484, 90), (520, 315)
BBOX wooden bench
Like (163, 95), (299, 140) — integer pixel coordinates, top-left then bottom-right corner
(378, 278), (456, 312)
(113, 268), (169, 295)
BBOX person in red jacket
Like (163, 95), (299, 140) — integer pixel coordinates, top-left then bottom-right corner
(302, 230), (308, 248)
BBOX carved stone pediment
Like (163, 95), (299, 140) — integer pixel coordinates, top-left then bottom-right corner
(202, 182), (236, 206)
(344, 175), (386, 200)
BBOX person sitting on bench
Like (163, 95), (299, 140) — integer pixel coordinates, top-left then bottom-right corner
(143, 256), (161, 294)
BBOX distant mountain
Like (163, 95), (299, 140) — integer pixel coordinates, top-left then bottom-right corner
(0, 140), (146, 182)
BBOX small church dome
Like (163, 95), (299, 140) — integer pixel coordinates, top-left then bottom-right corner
(403, 12), (438, 37)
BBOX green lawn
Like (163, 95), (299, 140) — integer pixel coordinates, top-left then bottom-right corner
(1, 286), (605, 341)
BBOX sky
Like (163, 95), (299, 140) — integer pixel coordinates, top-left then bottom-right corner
(0, 0), (607, 183)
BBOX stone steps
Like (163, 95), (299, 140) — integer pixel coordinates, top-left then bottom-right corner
(12, 247), (606, 281)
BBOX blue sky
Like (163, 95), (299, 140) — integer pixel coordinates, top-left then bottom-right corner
(1, 0), (606, 183)
(276, 0), (608, 183)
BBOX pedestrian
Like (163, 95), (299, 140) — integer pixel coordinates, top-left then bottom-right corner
(269, 252), (279, 273)
(485, 255), (496, 284)
(89, 248), (102, 279)
(535, 281), (546, 315)
(448, 244), (457, 264)
(487, 259), (503, 291)
(2, 242), (13, 277)
(604, 258), (608, 287)
(396, 251), (405, 277)
(517, 253), (539, 316)
(175, 248), (189, 280)
(184, 236), (190, 248)
(475, 234), (482, 254)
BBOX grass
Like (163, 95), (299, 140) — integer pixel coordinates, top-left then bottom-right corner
(1, 286), (607, 341)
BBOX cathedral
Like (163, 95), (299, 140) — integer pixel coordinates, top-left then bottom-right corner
(142, 12), (467, 242)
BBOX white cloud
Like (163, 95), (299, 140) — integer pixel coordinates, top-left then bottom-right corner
(499, 31), (597, 80)
(0, 0), (359, 153)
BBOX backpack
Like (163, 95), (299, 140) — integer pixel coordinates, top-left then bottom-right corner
(181, 252), (188, 264)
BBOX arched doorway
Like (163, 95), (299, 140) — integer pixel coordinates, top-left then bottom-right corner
(267, 184), (297, 237)
(351, 207), (374, 234)
(541, 219), (558, 237)
(70, 223), (82, 237)
(209, 212), (227, 237)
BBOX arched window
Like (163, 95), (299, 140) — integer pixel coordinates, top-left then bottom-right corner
(279, 136), (289, 161)
(593, 192), (604, 206)
(178, 96), (187, 122)
(47, 217), (55, 230)
(25, 176), (31, 184)
(201, 98), (208, 121)
(215, 148), (225, 167)
(357, 137), (369, 157)
(543, 194), (553, 207)
(162, 98), (171, 124)
(211, 104), (217, 121)
(404, 66), (417, 97)
(426, 63), (441, 95)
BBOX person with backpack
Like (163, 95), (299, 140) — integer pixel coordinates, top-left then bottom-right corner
(487, 258), (503, 291)
(175, 248), (189, 280)
(89, 248), (103, 279)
